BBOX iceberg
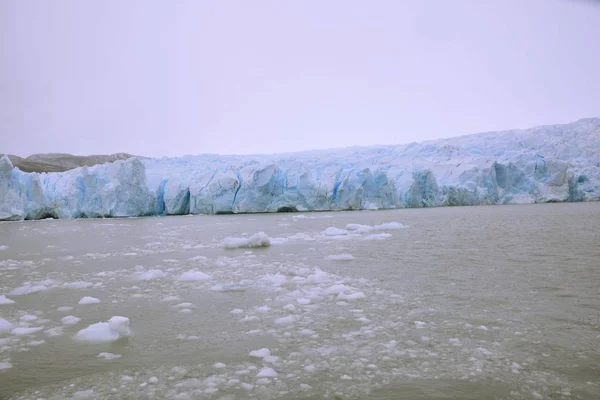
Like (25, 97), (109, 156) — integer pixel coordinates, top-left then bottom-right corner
(1, 118), (599, 220)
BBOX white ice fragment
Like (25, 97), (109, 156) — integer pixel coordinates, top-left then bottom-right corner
(12, 326), (44, 336)
(297, 298), (311, 305)
(148, 377), (159, 384)
(256, 305), (271, 313)
(72, 389), (95, 399)
(414, 321), (426, 328)
(214, 362), (227, 369)
(10, 283), (50, 296)
(62, 281), (94, 289)
(161, 296), (181, 302)
(274, 315), (297, 325)
(0, 245), (7, 250)
(174, 302), (194, 308)
(230, 309), (244, 314)
(0, 318), (14, 333)
(341, 374), (352, 380)
(61, 316), (81, 325)
(136, 269), (166, 281)
(323, 227), (349, 236)
(478, 325), (489, 331)
(57, 306), (74, 312)
(20, 314), (38, 322)
(325, 253), (355, 261)
(75, 316), (131, 343)
(177, 270), (210, 281)
(337, 291), (365, 300)
(256, 367), (278, 377)
(223, 232), (271, 249)
(249, 348), (271, 358)
(0, 361), (12, 370)
(0, 295), (15, 305)
(303, 365), (316, 372)
(363, 233), (392, 241)
(97, 352), (122, 360)
(78, 296), (100, 305)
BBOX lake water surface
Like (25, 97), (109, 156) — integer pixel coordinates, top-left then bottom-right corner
(0, 203), (599, 399)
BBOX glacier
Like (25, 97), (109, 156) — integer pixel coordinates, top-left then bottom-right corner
(1, 118), (599, 221)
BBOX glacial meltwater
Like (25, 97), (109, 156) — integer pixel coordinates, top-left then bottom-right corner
(0, 203), (599, 400)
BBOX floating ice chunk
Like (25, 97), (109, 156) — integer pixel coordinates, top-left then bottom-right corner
(264, 355), (279, 363)
(148, 376), (159, 384)
(0, 361), (12, 370)
(341, 374), (352, 380)
(297, 298), (311, 305)
(373, 222), (406, 230)
(249, 348), (271, 358)
(12, 326), (44, 336)
(97, 352), (122, 360)
(262, 273), (288, 286)
(10, 283), (51, 296)
(256, 305), (271, 313)
(20, 314), (38, 322)
(478, 325), (489, 331)
(414, 321), (427, 328)
(136, 269), (166, 281)
(0, 295), (15, 305)
(345, 224), (373, 232)
(72, 389), (95, 399)
(78, 296), (100, 305)
(61, 316), (81, 325)
(256, 367), (278, 377)
(214, 362), (227, 369)
(0, 318), (14, 333)
(57, 306), (74, 312)
(75, 316), (131, 343)
(174, 302), (194, 308)
(177, 270), (210, 281)
(188, 255), (208, 261)
(337, 291), (366, 300)
(0, 245), (7, 250)
(62, 281), (94, 289)
(223, 232), (271, 249)
(363, 233), (392, 241)
(323, 227), (349, 236)
(325, 284), (356, 295)
(161, 295), (182, 302)
(325, 253), (355, 261)
(45, 326), (64, 337)
(230, 308), (244, 314)
(274, 315), (298, 325)
(304, 364), (316, 372)
(299, 329), (317, 336)
(179, 309), (192, 314)
(27, 340), (45, 346)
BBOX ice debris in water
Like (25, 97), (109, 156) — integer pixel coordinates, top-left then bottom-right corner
(0, 245), (7, 250)
(223, 232), (271, 249)
(78, 296), (100, 305)
(62, 281), (94, 289)
(346, 222), (406, 232)
(256, 367), (278, 377)
(9, 280), (56, 296)
(177, 270), (211, 281)
(61, 316), (81, 325)
(323, 227), (349, 236)
(97, 352), (122, 360)
(0, 295), (15, 305)
(57, 306), (74, 312)
(249, 348), (271, 358)
(12, 326), (44, 336)
(20, 314), (38, 322)
(325, 253), (355, 261)
(0, 318), (14, 333)
(75, 316), (131, 343)
(136, 269), (167, 281)
(363, 233), (392, 241)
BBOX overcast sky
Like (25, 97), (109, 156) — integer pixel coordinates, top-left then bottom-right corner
(1, 0), (599, 157)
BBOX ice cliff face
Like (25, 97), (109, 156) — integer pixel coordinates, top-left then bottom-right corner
(1, 118), (599, 220)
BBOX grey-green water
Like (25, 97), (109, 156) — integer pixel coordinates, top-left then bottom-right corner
(0, 203), (598, 399)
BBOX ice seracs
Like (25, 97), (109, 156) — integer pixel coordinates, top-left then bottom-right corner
(1, 118), (599, 221)
(75, 316), (131, 343)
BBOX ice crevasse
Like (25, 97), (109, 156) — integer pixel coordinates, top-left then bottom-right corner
(1, 118), (599, 221)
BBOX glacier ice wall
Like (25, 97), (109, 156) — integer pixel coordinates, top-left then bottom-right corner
(1, 118), (599, 220)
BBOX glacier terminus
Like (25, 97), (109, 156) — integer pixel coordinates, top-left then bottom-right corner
(1, 118), (599, 221)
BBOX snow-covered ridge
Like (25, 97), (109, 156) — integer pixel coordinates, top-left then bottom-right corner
(1, 118), (599, 220)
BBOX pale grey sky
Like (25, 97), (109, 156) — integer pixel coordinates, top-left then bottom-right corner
(1, 0), (599, 157)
